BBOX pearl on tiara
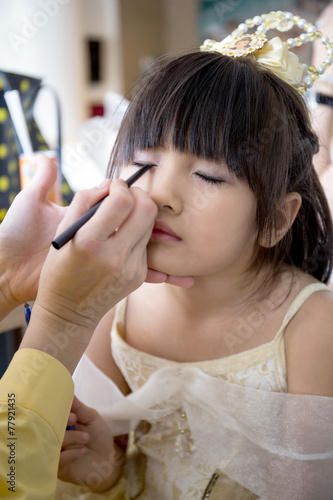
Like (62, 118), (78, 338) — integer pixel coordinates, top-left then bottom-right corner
(200, 10), (333, 94)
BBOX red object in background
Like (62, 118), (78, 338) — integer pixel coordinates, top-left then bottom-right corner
(90, 104), (104, 117)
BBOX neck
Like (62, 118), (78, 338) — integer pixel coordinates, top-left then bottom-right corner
(161, 265), (284, 319)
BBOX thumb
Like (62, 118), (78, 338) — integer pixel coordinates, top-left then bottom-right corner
(30, 154), (58, 200)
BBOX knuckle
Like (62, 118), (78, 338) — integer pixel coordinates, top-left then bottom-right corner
(111, 247), (131, 271)
(73, 189), (89, 203)
(112, 252), (142, 281)
(88, 407), (100, 419)
(125, 256), (147, 283)
(71, 189), (92, 211)
(74, 237), (102, 259)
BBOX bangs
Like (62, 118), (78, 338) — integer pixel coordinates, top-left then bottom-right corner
(110, 51), (281, 184)
(120, 52), (232, 162)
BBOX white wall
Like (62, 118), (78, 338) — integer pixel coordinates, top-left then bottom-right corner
(0, 0), (199, 190)
(162, 0), (199, 52)
(0, 0), (87, 146)
(81, 0), (123, 104)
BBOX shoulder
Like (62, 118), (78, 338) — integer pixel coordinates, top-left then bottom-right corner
(86, 306), (117, 352)
(285, 282), (333, 396)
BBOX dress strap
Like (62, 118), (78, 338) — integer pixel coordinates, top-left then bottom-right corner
(275, 282), (330, 338)
(273, 282), (330, 391)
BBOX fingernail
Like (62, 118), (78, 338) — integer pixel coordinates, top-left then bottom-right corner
(97, 179), (109, 189)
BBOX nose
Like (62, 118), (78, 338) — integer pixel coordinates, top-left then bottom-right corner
(147, 162), (183, 215)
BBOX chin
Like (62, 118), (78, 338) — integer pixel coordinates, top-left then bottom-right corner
(147, 250), (183, 277)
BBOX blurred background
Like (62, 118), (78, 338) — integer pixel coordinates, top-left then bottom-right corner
(0, 0), (331, 372)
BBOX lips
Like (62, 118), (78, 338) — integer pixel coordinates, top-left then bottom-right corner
(151, 220), (181, 241)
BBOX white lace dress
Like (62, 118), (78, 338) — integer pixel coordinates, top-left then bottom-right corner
(56, 283), (333, 500)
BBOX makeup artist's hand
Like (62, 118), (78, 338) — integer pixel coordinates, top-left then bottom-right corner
(20, 178), (158, 373)
(0, 155), (66, 318)
(58, 397), (124, 492)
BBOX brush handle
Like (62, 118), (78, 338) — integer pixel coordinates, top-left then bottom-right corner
(52, 164), (153, 250)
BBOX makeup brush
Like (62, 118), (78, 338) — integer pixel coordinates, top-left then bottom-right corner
(52, 164), (153, 250)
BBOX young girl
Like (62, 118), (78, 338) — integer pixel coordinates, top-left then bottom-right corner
(56, 11), (333, 500)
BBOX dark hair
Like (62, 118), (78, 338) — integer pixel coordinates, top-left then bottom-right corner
(108, 51), (333, 283)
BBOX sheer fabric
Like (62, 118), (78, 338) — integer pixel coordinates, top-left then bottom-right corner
(72, 283), (333, 499)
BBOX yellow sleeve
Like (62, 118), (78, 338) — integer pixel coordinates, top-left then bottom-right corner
(0, 348), (74, 500)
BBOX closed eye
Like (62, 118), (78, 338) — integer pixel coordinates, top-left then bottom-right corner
(195, 173), (224, 185)
(132, 161), (157, 169)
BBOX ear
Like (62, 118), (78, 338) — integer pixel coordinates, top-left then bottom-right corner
(261, 192), (302, 248)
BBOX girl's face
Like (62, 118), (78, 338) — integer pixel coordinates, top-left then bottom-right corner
(235, 39), (250, 50)
(120, 147), (258, 283)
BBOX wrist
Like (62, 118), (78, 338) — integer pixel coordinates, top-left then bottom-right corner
(0, 265), (21, 320)
(34, 280), (103, 329)
(19, 301), (97, 374)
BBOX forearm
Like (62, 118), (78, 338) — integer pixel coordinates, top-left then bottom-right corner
(19, 301), (97, 375)
(0, 265), (20, 321)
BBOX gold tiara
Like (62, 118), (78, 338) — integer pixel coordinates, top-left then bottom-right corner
(200, 11), (333, 94)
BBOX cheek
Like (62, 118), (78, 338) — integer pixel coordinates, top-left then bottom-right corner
(194, 202), (257, 250)
(118, 166), (137, 182)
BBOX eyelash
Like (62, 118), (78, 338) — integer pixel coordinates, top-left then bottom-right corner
(195, 173), (224, 185)
(132, 161), (156, 169)
(132, 163), (224, 185)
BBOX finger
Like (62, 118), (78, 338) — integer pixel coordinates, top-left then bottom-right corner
(100, 186), (156, 248)
(146, 269), (195, 288)
(54, 180), (112, 236)
(67, 412), (77, 427)
(70, 396), (100, 426)
(145, 268), (167, 284)
(59, 447), (86, 468)
(81, 180), (156, 243)
(80, 179), (137, 241)
(30, 154), (58, 200)
(165, 275), (195, 288)
(62, 429), (89, 449)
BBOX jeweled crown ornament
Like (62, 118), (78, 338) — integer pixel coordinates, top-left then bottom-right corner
(200, 11), (333, 94)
